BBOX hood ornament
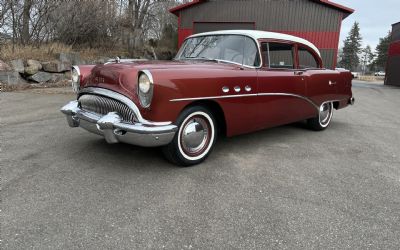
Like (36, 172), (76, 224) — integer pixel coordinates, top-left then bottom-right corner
(115, 57), (121, 63)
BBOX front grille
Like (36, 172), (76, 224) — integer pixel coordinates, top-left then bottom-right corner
(78, 94), (136, 122)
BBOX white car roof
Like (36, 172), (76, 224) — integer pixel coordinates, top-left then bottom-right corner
(189, 30), (321, 57)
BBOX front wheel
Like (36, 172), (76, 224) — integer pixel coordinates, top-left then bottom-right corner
(307, 102), (334, 131)
(162, 106), (217, 166)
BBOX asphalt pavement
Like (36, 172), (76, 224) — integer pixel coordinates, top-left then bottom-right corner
(1, 81), (399, 249)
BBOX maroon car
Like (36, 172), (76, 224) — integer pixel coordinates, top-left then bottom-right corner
(61, 30), (354, 166)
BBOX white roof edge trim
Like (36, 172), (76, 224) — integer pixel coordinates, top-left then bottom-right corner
(188, 30), (321, 57)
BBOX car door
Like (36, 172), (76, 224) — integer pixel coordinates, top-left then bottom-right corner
(256, 42), (315, 129)
(297, 45), (340, 106)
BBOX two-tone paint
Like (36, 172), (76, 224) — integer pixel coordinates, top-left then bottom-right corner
(76, 35), (353, 137)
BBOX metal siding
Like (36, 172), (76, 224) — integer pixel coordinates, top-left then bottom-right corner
(180, 0), (342, 32)
(392, 23), (400, 42)
(385, 55), (400, 86)
(320, 49), (335, 69)
(194, 22), (255, 33)
(178, 0), (343, 67)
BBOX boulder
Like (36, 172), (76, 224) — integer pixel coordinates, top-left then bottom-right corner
(64, 70), (71, 79)
(10, 59), (24, 73)
(24, 65), (40, 75)
(27, 59), (42, 69)
(42, 60), (71, 73)
(0, 71), (27, 85)
(24, 59), (42, 75)
(50, 73), (67, 83)
(27, 71), (52, 83)
(58, 52), (81, 65)
(0, 60), (12, 71)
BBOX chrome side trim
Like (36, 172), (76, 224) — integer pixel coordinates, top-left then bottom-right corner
(79, 87), (171, 126)
(170, 93), (343, 112)
(170, 93), (258, 102)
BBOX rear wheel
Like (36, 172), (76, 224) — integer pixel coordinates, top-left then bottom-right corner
(307, 102), (334, 131)
(163, 106), (217, 166)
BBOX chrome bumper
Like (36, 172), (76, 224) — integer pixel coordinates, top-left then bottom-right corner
(60, 100), (177, 147)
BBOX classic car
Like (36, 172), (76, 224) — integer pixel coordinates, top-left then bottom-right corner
(374, 71), (386, 77)
(61, 30), (355, 166)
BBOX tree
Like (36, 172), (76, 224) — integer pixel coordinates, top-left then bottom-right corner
(340, 22), (362, 71)
(373, 31), (391, 71)
(360, 45), (374, 74)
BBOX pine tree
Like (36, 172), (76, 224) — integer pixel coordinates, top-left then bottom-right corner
(360, 45), (374, 74)
(373, 31), (391, 71)
(340, 22), (363, 71)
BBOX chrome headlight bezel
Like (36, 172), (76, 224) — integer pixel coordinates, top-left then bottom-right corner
(137, 70), (154, 108)
(71, 66), (81, 93)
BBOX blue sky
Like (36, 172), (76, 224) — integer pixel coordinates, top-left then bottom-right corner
(334, 0), (399, 51)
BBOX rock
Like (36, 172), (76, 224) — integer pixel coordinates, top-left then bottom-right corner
(42, 60), (71, 73)
(50, 73), (67, 83)
(10, 59), (24, 73)
(27, 59), (42, 70)
(27, 71), (53, 83)
(64, 71), (71, 79)
(58, 52), (81, 65)
(24, 59), (42, 75)
(24, 65), (40, 75)
(0, 71), (27, 85)
(0, 60), (12, 71)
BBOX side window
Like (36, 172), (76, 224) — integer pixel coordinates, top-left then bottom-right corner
(243, 37), (260, 67)
(298, 47), (319, 69)
(267, 43), (295, 69)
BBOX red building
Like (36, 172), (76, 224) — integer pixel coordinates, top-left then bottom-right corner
(170, 0), (353, 69)
(385, 22), (400, 86)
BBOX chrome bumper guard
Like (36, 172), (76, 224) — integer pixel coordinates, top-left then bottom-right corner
(61, 100), (177, 147)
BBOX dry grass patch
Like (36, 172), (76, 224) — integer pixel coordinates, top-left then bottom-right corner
(0, 43), (73, 62)
(0, 42), (131, 63)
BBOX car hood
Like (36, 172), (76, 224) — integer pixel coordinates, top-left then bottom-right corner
(82, 60), (240, 98)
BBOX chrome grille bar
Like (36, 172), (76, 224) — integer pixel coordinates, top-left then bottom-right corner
(78, 94), (137, 122)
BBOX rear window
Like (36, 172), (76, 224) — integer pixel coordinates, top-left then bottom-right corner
(267, 43), (294, 69)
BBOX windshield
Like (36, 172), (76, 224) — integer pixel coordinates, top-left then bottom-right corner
(175, 35), (260, 67)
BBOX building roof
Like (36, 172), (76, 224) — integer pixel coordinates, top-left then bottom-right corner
(188, 30), (321, 56)
(170, 0), (354, 18)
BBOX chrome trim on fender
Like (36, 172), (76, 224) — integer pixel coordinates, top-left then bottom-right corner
(170, 93), (258, 102)
(141, 70), (154, 84)
(170, 93), (347, 113)
(79, 87), (170, 126)
(71, 66), (81, 93)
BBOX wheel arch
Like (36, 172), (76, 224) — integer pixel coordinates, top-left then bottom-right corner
(183, 100), (227, 137)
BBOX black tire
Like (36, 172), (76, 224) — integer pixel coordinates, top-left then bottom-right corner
(307, 102), (334, 131)
(162, 106), (217, 167)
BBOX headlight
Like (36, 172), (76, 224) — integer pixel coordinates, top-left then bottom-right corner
(71, 66), (80, 93)
(137, 70), (154, 108)
(139, 74), (151, 93)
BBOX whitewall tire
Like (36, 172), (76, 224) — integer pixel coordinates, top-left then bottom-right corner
(163, 106), (217, 166)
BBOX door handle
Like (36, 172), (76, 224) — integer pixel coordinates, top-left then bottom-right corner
(294, 71), (304, 76)
(329, 81), (337, 86)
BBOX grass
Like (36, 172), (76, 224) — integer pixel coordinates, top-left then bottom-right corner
(0, 42), (131, 63)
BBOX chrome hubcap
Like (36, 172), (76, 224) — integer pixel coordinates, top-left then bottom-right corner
(319, 102), (332, 125)
(181, 117), (209, 155)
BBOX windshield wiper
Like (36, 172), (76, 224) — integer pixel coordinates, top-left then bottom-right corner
(184, 57), (221, 63)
